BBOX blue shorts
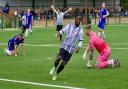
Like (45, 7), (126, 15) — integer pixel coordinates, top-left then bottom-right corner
(8, 40), (14, 51)
(98, 22), (106, 30)
(26, 24), (31, 29)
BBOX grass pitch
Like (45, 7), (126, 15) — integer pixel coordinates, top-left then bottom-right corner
(0, 25), (128, 89)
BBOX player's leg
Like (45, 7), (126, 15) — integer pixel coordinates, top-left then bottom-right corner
(25, 24), (29, 37)
(25, 30), (29, 37)
(52, 48), (72, 80)
(50, 55), (62, 75)
(98, 22), (105, 39)
(28, 24), (32, 35)
(50, 48), (64, 75)
(56, 25), (62, 41)
(100, 23), (105, 39)
(21, 25), (26, 34)
(5, 41), (14, 56)
(96, 47), (110, 69)
(57, 50), (72, 74)
(52, 59), (62, 80)
(98, 22), (102, 36)
(59, 25), (63, 41)
(96, 47), (120, 69)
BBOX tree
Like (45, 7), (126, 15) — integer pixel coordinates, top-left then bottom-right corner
(121, 0), (128, 9)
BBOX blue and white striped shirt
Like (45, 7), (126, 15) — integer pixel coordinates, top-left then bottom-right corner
(59, 24), (83, 54)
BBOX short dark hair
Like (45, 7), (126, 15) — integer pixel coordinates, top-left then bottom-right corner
(86, 24), (91, 29)
(75, 16), (82, 21)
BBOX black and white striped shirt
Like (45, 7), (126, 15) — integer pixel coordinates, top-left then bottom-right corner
(59, 24), (83, 54)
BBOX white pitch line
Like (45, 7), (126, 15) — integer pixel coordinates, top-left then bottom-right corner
(1, 42), (128, 46)
(1, 43), (128, 50)
(110, 43), (128, 45)
(0, 78), (85, 89)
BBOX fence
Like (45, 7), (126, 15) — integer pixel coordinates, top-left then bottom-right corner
(0, 12), (128, 30)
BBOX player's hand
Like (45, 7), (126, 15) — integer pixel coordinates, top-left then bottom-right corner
(51, 5), (54, 8)
(75, 47), (80, 53)
(69, 8), (72, 11)
(103, 15), (106, 18)
(55, 32), (60, 37)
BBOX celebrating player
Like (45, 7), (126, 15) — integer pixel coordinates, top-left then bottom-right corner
(4, 33), (25, 56)
(83, 25), (120, 69)
(50, 16), (83, 80)
(51, 5), (72, 41)
(97, 2), (109, 39)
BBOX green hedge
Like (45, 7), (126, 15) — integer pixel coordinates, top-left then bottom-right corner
(5, 19), (12, 28)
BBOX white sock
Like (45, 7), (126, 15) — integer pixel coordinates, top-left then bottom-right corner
(98, 32), (101, 37)
(101, 31), (105, 39)
(29, 29), (32, 33)
(108, 59), (114, 65)
(25, 30), (29, 37)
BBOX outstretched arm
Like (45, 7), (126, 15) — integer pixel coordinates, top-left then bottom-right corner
(103, 10), (109, 18)
(64, 8), (72, 14)
(55, 24), (70, 37)
(51, 5), (58, 14)
(83, 45), (90, 60)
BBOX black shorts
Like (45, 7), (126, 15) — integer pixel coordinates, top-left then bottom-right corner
(21, 25), (26, 33)
(56, 25), (63, 31)
(58, 48), (72, 63)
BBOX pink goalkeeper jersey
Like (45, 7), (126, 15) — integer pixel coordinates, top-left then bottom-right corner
(89, 31), (108, 53)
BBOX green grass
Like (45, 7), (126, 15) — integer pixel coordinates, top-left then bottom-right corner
(0, 25), (128, 89)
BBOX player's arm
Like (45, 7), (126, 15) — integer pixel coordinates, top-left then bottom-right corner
(86, 48), (94, 68)
(56, 24), (70, 37)
(103, 9), (109, 18)
(64, 8), (72, 14)
(76, 28), (83, 53)
(51, 5), (58, 14)
(14, 44), (18, 56)
(83, 45), (90, 60)
(22, 43), (25, 56)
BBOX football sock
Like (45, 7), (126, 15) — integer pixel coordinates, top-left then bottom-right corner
(29, 29), (32, 33)
(25, 30), (29, 37)
(55, 61), (59, 67)
(101, 31), (105, 39)
(98, 32), (101, 37)
(57, 65), (64, 74)
(60, 35), (62, 41)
